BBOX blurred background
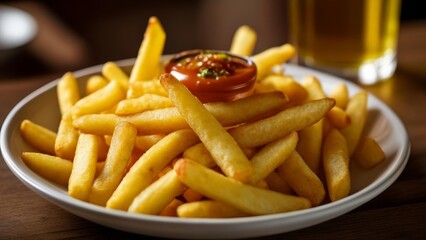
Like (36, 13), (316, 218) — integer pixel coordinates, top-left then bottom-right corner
(0, 0), (425, 80)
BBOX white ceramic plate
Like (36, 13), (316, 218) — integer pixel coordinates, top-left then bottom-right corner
(1, 59), (410, 239)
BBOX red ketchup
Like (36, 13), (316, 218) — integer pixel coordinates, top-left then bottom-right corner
(165, 50), (257, 103)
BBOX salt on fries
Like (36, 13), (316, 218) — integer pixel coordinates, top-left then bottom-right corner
(20, 16), (386, 218)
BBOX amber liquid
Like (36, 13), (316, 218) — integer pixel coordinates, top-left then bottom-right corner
(289, 0), (401, 82)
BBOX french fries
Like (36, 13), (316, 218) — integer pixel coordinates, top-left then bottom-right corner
(174, 159), (311, 215)
(21, 152), (72, 186)
(19, 17), (387, 220)
(229, 98), (335, 148)
(323, 129), (351, 202)
(57, 72), (80, 115)
(129, 16), (166, 82)
(106, 129), (199, 210)
(20, 119), (57, 155)
(68, 134), (98, 201)
(160, 73), (253, 183)
(230, 25), (257, 57)
(89, 121), (137, 206)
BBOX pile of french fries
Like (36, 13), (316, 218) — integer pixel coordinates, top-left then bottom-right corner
(20, 16), (386, 218)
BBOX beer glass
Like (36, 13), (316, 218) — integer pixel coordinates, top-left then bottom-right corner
(288, 0), (401, 85)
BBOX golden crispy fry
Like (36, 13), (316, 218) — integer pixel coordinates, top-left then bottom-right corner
(174, 159), (311, 215)
(160, 198), (184, 217)
(74, 92), (287, 136)
(177, 200), (250, 218)
(327, 106), (351, 129)
(20, 120), (57, 155)
(256, 75), (308, 105)
(330, 83), (349, 109)
(183, 188), (203, 202)
(106, 129), (199, 210)
(296, 122), (323, 174)
(57, 72), (80, 115)
(183, 143), (216, 168)
(134, 134), (165, 152)
(89, 121), (137, 206)
(340, 91), (368, 155)
(229, 98), (335, 148)
(277, 151), (325, 206)
(129, 17), (166, 82)
(205, 91), (287, 126)
(68, 134), (98, 201)
(264, 171), (293, 195)
(71, 81), (126, 118)
(115, 94), (173, 115)
(249, 131), (298, 184)
(251, 44), (296, 79)
(73, 114), (120, 136)
(86, 75), (108, 95)
(21, 152), (72, 186)
(102, 61), (129, 90)
(129, 170), (186, 214)
(55, 113), (79, 160)
(161, 73), (252, 182)
(323, 129), (350, 202)
(127, 80), (167, 98)
(296, 75), (326, 174)
(230, 25), (257, 57)
(352, 137), (385, 169)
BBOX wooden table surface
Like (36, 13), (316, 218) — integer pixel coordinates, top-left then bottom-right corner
(1, 20), (426, 239)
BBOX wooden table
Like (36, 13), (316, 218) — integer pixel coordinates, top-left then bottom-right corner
(1, 20), (426, 239)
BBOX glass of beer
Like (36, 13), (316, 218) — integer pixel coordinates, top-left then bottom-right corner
(288, 0), (401, 85)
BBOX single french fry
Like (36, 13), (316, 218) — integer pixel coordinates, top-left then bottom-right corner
(71, 81), (125, 118)
(183, 143), (216, 168)
(251, 44), (296, 80)
(89, 121), (137, 206)
(340, 91), (368, 156)
(174, 159), (311, 215)
(256, 75), (308, 105)
(323, 129), (351, 202)
(160, 198), (184, 217)
(229, 98), (335, 148)
(134, 134), (165, 152)
(129, 170), (186, 214)
(295, 75), (326, 174)
(115, 94), (173, 115)
(129, 17), (166, 82)
(327, 106), (351, 129)
(20, 120), (56, 155)
(177, 200), (250, 218)
(330, 83), (349, 109)
(68, 134), (98, 201)
(102, 61), (129, 90)
(183, 188), (204, 203)
(86, 75), (109, 95)
(127, 80), (167, 98)
(264, 171), (293, 195)
(277, 151), (325, 206)
(21, 152), (72, 186)
(106, 129), (199, 211)
(161, 73), (252, 182)
(301, 75), (326, 100)
(204, 91), (287, 126)
(74, 92), (287, 136)
(57, 72), (80, 115)
(352, 137), (386, 169)
(249, 131), (298, 184)
(55, 113), (79, 160)
(229, 25), (257, 57)
(73, 114), (120, 136)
